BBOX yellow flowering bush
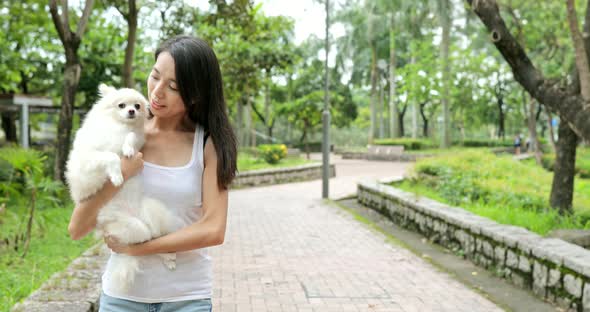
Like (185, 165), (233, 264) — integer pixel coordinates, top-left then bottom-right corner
(258, 144), (287, 164)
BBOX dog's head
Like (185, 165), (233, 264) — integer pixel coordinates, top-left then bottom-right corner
(95, 84), (149, 125)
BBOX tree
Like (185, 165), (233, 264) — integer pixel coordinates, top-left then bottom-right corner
(49, 0), (95, 182)
(466, 0), (590, 142)
(550, 118), (578, 214)
(438, 0), (451, 147)
(389, 12), (399, 138)
(566, 0), (590, 101)
(247, 14), (296, 141)
(110, 0), (139, 88)
(466, 0), (590, 213)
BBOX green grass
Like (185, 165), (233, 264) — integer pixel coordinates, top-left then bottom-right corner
(404, 147), (492, 155)
(393, 150), (590, 235)
(1, 205), (97, 311)
(537, 147), (590, 179)
(374, 138), (437, 150)
(237, 152), (317, 172)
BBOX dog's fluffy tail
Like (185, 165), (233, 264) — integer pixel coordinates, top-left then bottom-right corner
(108, 254), (140, 292)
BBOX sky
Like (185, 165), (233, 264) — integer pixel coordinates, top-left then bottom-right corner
(187, 0), (346, 45)
(256, 0), (346, 44)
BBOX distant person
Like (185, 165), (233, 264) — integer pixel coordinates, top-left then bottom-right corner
(514, 134), (521, 155)
(525, 137), (531, 152)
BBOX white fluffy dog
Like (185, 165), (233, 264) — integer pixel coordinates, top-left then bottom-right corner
(66, 84), (183, 291)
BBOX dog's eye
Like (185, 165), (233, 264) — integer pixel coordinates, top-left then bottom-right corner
(118, 103), (125, 109)
(134, 104), (140, 110)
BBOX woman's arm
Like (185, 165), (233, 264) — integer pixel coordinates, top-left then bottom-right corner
(68, 153), (145, 240)
(106, 139), (228, 255)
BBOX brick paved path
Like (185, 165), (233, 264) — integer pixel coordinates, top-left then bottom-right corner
(210, 155), (504, 312)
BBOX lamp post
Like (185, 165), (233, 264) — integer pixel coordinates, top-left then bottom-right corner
(322, 0), (331, 199)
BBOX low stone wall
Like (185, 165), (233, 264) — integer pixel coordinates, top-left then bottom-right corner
(358, 179), (590, 312)
(340, 152), (421, 162)
(232, 163), (336, 188)
(11, 243), (109, 312)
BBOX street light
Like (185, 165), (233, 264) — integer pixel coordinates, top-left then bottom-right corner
(322, 0), (331, 199)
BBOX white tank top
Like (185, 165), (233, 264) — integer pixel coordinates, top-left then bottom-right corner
(102, 125), (212, 302)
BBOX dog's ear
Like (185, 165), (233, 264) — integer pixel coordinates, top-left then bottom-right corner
(98, 84), (116, 96)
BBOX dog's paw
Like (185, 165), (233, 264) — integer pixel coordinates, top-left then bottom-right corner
(109, 172), (124, 186)
(161, 253), (177, 271)
(122, 145), (135, 158)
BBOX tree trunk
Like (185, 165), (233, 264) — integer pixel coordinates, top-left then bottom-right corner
(495, 91), (505, 139)
(236, 97), (244, 146)
(54, 62), (79, 181)
(537, 105), (547, 138)
(527, 96), (542, 165)
(244, 96), (251, 146)
(547, 112), (557, 150)
(439, 0), (451, 147)
(419, 102), (429, 137)
(399, 104), (407, 137)
(265, 69), (272, 139)
(49, 0), (94, 182)
(301, 123), (310, 160)
(389, 12), (399, 138)
(1, 113), (17, 143)
(550, 118), (578, 215)
(122, 0), (138, 88)
(411, 57), (419, 139)
(369, 43), (377, 143)
(249, 100), (256, 147)
(566, 0), (590, 100)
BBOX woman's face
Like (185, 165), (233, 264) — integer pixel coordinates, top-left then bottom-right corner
(147, 52), (186, 119)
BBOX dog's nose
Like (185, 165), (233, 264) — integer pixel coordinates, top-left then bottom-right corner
(128, 110), (135, 115)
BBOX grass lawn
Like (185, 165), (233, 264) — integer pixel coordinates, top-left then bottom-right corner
(1, 205), (97, 311)
(404, 147), (492, 155)
(533, 147), (590, 179)
(237, 153), (318, 172)
(394, 150), (590, 235)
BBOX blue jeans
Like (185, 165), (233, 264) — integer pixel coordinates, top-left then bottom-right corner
(99, 292), (212, 312)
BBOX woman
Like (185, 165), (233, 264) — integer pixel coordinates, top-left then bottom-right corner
(67, 35), (237, 311)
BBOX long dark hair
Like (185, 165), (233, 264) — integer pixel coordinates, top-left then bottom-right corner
(155, 35), (237, 190)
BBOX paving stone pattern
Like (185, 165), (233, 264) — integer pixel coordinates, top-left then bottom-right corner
(210, 156), (503, 311)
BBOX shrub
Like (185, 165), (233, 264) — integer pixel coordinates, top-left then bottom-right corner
(411, 150), (589, 214)
(0, 147), (68, 256)
(374, 138), (436, 150)
(454, 139), (513, 147)
(257, 144), (287, 164)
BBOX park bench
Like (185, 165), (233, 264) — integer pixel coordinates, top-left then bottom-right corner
(367, 144), (405, 161)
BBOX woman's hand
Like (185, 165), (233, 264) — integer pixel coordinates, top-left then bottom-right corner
(104, 236), (142, 256)
(121, 152), (144, 182)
